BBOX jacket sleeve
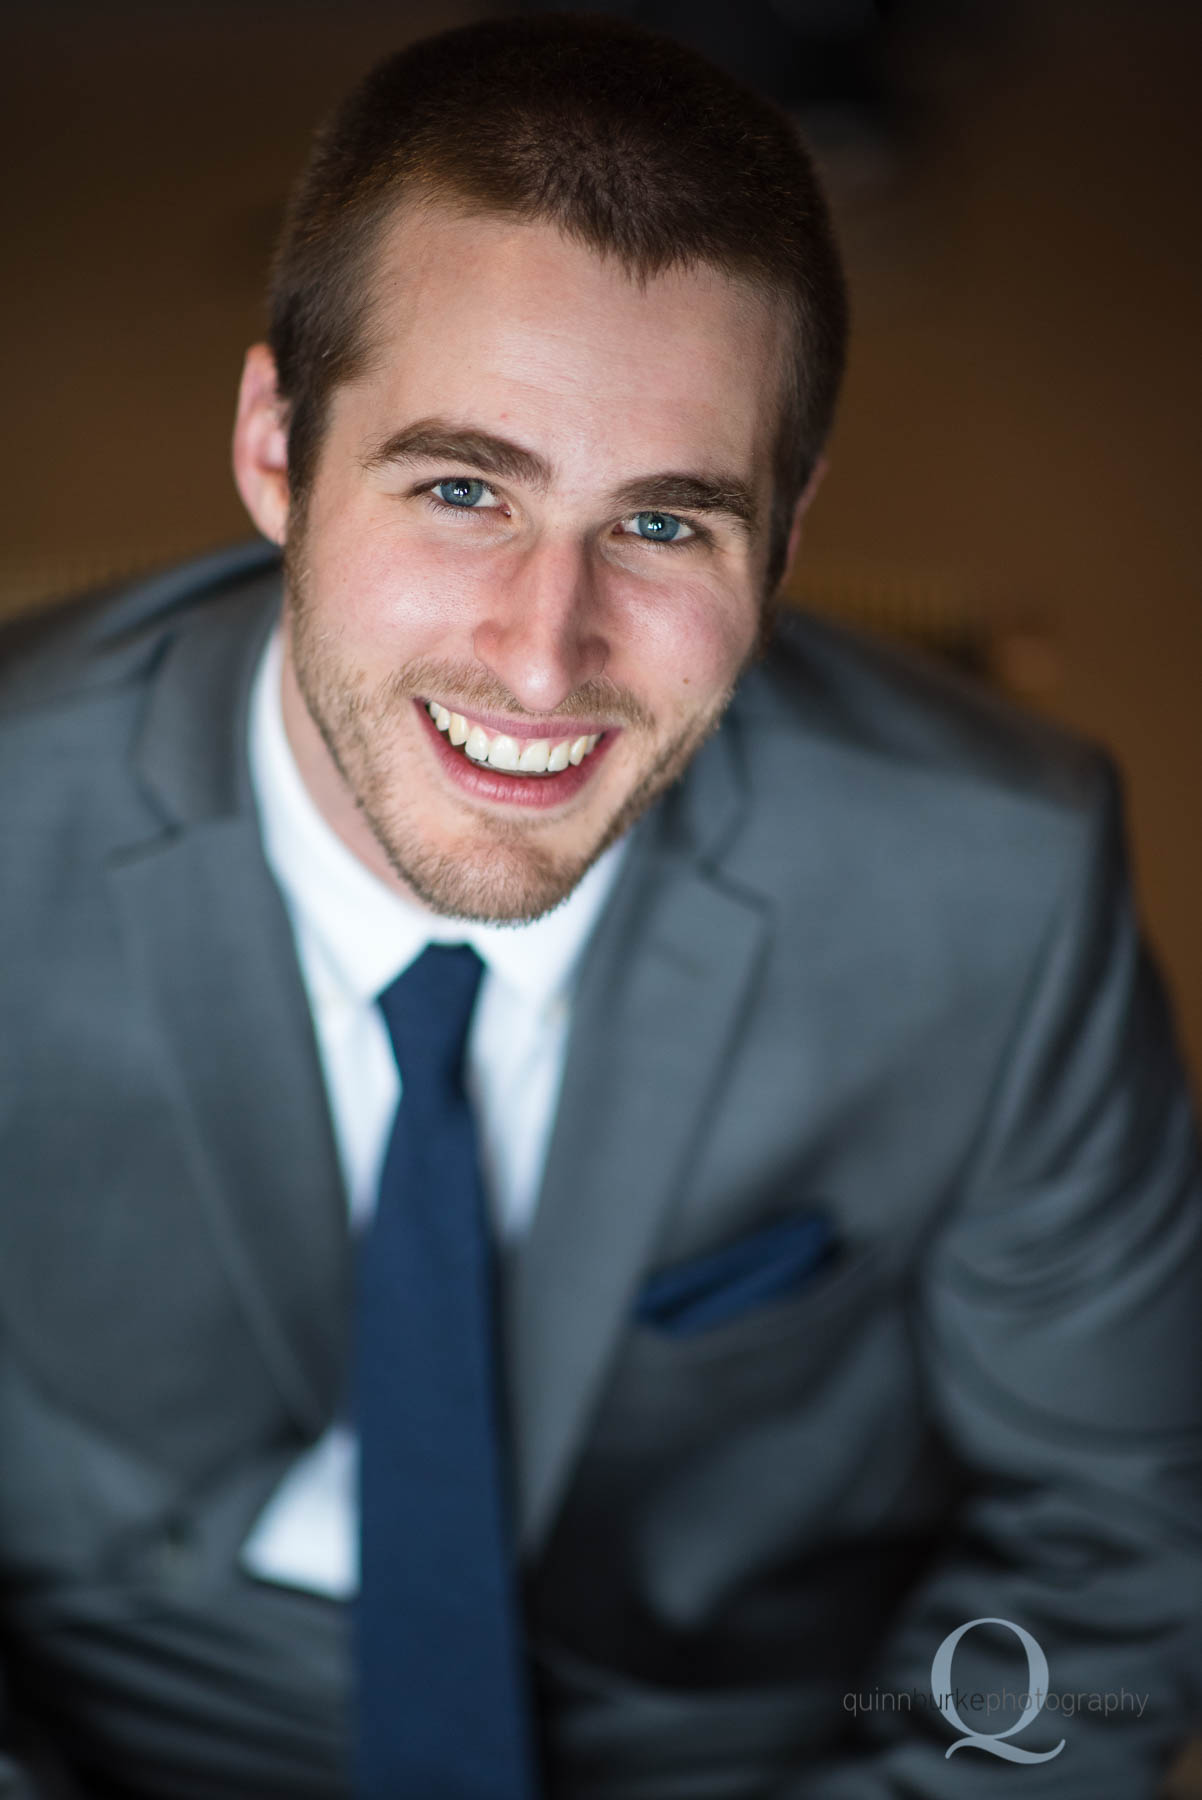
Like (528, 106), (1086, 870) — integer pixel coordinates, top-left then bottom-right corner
(786, 762), (1202, 1798)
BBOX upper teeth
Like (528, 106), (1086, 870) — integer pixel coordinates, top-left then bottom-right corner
(426, 702), (602, 774)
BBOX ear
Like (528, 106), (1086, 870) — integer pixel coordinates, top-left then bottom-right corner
(779, 454), (828, 589)
(232, 344), (290, 545)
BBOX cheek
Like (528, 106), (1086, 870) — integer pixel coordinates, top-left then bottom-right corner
(617, 578), (758, 709)
(303, 503), (482, 656)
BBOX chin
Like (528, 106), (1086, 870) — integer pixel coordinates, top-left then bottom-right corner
(365, 808), (606, 924)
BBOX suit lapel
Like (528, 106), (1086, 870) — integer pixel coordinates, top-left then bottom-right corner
(106, 569), (349, 1439)
(506, 742), (770, 1554)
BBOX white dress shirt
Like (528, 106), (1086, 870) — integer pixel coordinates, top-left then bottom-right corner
(239, 626), (626, 1596)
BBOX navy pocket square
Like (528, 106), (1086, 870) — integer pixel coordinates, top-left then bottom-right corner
(634, 1211), (836, 1337)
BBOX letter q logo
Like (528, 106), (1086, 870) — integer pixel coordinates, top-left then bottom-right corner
(931, 1617), (1066, 1763)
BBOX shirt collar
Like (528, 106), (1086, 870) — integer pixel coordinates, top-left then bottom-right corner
(248, 624), (627, 1014)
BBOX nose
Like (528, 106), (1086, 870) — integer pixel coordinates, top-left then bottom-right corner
(471, 536), (609, 714)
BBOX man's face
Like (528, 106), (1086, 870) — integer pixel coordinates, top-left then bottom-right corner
(271, 203), (789, 921)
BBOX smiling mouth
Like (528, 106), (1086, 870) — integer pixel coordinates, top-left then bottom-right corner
(422, 700), (605, 777)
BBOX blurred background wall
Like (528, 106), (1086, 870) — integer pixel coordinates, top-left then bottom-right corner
(2, 0), (1200, 1089)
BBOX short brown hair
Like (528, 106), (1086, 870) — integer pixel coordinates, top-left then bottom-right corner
(268, 13), (849, 591)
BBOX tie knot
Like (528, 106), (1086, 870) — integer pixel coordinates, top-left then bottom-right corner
(377, 943), (485, 1092)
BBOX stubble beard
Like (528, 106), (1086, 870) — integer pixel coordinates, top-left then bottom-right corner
(284, 537), (740, 924)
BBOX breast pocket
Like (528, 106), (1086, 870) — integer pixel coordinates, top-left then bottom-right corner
(594, 1240), (887, 1448)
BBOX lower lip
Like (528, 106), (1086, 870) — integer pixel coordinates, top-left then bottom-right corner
(415, 702), (619, 809)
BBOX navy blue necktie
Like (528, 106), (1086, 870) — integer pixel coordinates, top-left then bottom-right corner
(353, 943), (540, 1799)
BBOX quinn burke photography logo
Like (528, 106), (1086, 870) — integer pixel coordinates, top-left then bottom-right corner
(843, 1616), (1151, 1764)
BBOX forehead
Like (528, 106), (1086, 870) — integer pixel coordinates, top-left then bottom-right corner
(340, 200), (787, 487)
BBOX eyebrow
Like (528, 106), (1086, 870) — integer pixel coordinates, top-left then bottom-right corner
(361, 417), (758, 537)
(361, 420), (553, 490)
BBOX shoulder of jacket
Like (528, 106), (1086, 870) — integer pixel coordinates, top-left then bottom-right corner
(0, 540), (282, 721)
(730, 605), (1111, 819)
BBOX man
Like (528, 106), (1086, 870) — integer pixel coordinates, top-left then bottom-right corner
(1, 13), (1200, 1798)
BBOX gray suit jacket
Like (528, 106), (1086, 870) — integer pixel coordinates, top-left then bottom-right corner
(1, 543), (1200, 1799)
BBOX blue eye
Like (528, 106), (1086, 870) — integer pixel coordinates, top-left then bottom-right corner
(435, 477), (487, 508)
(633, 511), (683, 542)
(616, 509), (698, 547)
